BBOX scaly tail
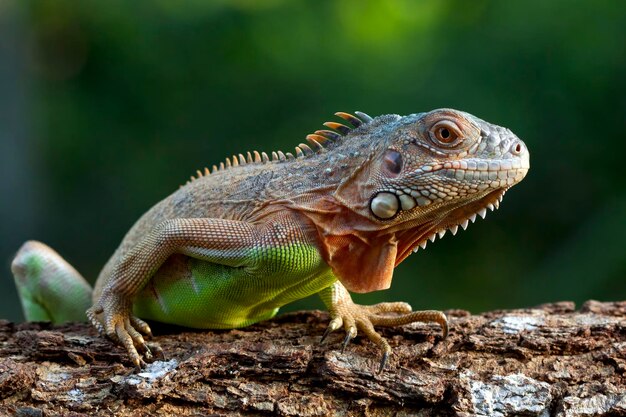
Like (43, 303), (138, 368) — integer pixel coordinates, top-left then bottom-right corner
(11, 241), (92, 323)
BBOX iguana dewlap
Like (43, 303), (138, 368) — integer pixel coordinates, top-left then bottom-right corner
(11, 109), (529, 371)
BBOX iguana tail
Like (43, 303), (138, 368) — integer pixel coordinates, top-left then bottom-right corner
(11, 241), (92, 324)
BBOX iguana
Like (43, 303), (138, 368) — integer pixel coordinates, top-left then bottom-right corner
(11, 109), (529, 371)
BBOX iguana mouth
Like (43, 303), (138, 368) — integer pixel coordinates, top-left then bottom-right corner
(394, 188), (509, 264)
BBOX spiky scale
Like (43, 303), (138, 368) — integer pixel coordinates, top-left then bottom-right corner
(324, 122), (351, 135)
(185, 110), (369, 184)
(315, 130), (341, 140)
(306, 135), (326, 149)
(335, 112), (362, 128)
(355, 111), (374, 122)
(298, 143), (314, 155)
(184, 110), (394, 185)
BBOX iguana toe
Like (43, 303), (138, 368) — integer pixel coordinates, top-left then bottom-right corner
(365, 301), (412, 315)
(130, 316), (153, 338)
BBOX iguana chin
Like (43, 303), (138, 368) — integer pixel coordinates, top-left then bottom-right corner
(11, 109), (529, 371)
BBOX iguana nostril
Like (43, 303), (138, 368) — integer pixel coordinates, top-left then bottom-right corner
(511, 141), (523, 155)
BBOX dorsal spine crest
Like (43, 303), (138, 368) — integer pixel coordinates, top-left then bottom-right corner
(184, 111), (373, 185)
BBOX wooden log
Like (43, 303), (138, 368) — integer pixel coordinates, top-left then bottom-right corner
(1, 300), (625, 416)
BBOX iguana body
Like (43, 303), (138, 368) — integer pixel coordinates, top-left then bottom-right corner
(12, 109), (529, 370)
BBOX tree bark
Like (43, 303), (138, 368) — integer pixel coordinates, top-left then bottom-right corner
(1, 300), (625, 416)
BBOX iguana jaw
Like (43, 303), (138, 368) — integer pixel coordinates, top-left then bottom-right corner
(393, 187), (509, 264)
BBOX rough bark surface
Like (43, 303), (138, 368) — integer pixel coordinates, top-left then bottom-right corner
(1, 300), (626, 416)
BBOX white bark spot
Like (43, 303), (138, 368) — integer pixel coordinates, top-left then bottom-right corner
(492, 315), (543, 334)
(462, 372), (551, 417)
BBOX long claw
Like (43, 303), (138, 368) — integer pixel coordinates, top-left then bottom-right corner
(341, 331), (353, 353)
(320, 326), (333, 344)
(378, 350), (390, 374)
(321, 317), (342, 344)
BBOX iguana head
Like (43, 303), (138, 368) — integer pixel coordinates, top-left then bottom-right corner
(315, 109), (529, 293)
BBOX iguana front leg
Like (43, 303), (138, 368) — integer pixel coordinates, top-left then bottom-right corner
(318, 281), (448, 372)
(88, 217), (261, 366)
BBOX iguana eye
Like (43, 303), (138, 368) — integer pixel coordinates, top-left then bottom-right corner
(430, 121), (463, 147)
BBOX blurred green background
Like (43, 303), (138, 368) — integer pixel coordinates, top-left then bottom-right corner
(1, 0), (625, 322)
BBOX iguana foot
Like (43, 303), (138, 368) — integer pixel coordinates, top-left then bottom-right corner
(320, 282), (448, 373)
(87, 290), (154, 367)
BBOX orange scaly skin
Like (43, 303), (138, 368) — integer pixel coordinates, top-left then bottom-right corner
(12, 109), (529, 372)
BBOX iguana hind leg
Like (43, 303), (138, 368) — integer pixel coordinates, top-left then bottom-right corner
(319, 281), (448, 373)
(11, 241), (92, 323)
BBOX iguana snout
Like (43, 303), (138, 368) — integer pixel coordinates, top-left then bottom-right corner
(365, 109), (529, 222)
